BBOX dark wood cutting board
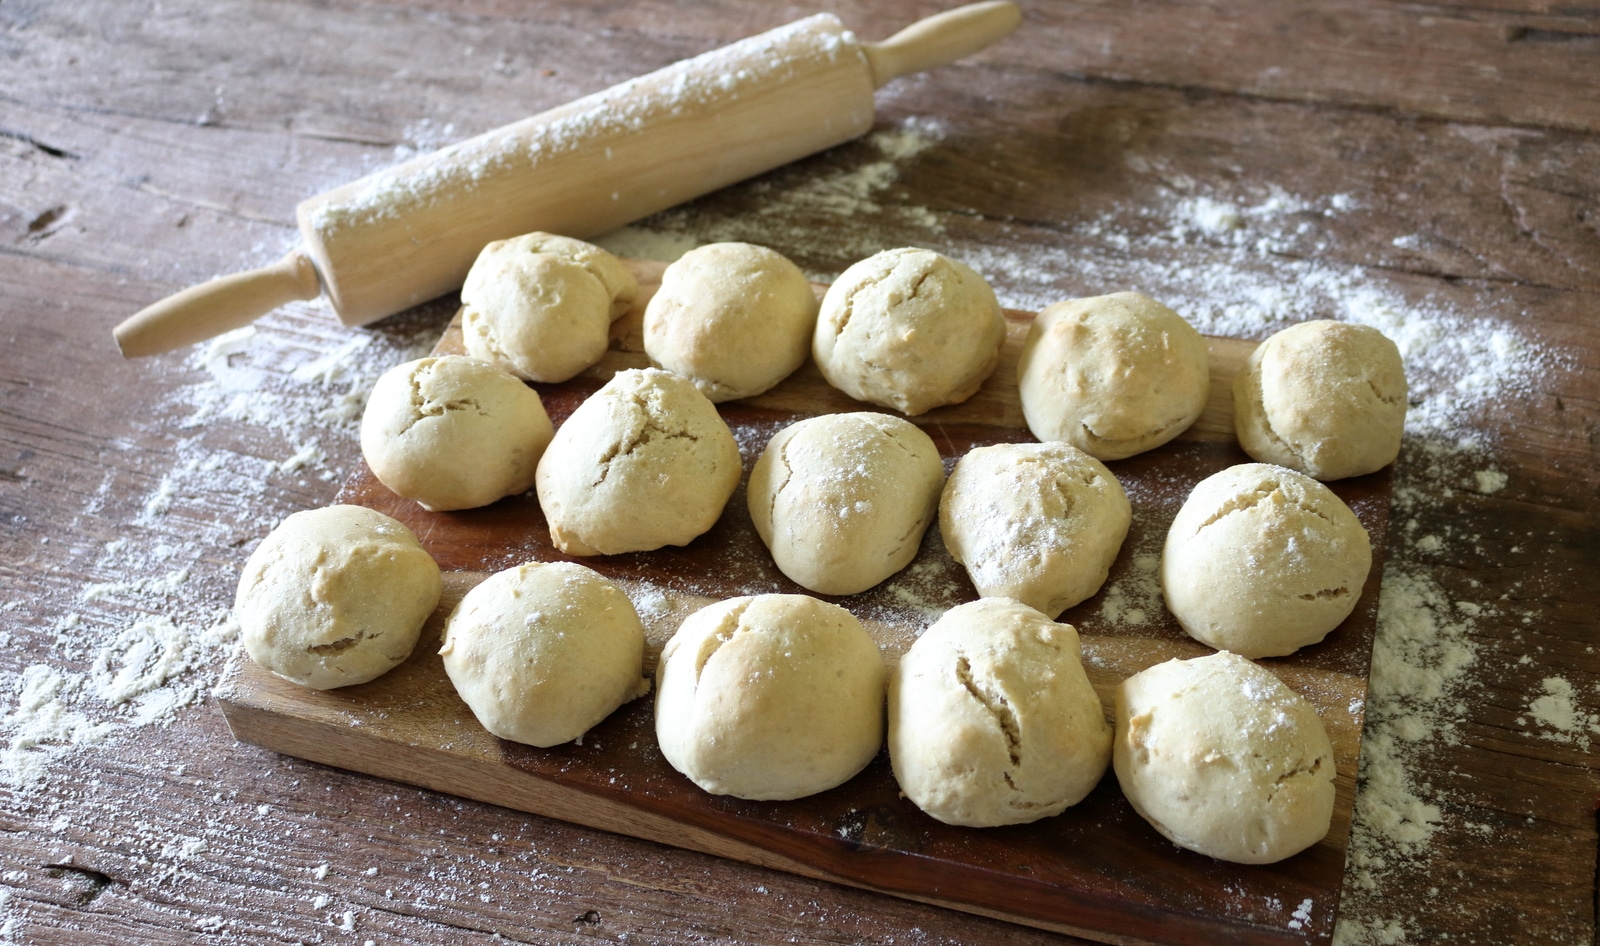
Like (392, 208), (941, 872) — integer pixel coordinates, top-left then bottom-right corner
(217, 258), (1392, 946)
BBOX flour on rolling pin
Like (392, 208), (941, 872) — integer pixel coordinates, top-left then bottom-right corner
(115, 2), (1022, 358)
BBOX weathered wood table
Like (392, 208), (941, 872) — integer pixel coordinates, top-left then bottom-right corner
(2, 2), (1595, 944)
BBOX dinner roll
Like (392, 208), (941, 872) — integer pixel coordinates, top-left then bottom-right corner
(889, 598), (1109, 827)
(655, 594), (885, 800)
(235, 505), (441, 690)
(1161, 462), (1371, 658)
(1113, 651), (1336, 864)
(813, 247), (1005, 416)
(1233, 319), (1407, 479)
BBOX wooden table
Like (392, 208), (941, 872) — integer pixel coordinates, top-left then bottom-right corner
(2, 2), (1595, 944)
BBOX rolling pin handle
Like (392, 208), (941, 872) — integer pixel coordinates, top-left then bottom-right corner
(114, 249), (323, 358)
(862, 1), (1023, 89)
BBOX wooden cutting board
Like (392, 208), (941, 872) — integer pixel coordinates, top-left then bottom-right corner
(217, 258), (1392, 946)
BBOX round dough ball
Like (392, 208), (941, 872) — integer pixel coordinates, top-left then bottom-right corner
(940, 442), (1131, 619)
(655, 594), (886, 800)
(1233, 319), (1407, 479)
(235, 505), (441, 690)
(1017, 292), (1211, 460)
(462, 232), (635, 383)
(1161, 462), (1371, 658)
(439, 561), (648, 747)
(747, 412), (944, 596)
(889, 598), (1110, 827)
(360, 355), (554, 511)
(535, 367), (741, 556)
(1113, 651), (1336, 864)
(643, 242), (819, 402)
(813, 247), (1005, 416)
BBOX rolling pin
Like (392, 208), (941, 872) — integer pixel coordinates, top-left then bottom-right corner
(115, 2), (1021, 358)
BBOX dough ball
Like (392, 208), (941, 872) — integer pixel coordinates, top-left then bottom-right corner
(235, 505), (441, 690)
(360, 355), (554, 512)
(813, 247), (1005, 416)
(535, 367), (741, 556)
(439, 561), (648, 747)
(1233, 319), (1407, 479)
(1161, 462), (1371, 658)
(940, 442), (1131, 619)
(655, 594), (886, 800)
(461, 232), (636, 382)
(1017, 292), (1211, 460)
(889, 598), (1110, 827)
(643, 242), (819, 402)
(1113, 651), (1336, 864)
(747, 412), (944, 596)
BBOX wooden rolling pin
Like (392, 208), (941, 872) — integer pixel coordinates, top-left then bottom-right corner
(115, 2), (1021, 357)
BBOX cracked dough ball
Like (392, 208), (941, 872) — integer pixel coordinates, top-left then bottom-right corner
(655, 594), (885, 800)
(940, 442), (1131, 619)
(812, 247), (1005, 416)
(360, 355), (554, 512)
(1017, 292), (1211, 460)
(747, 412), (944, 596)
(1162, 462), (1371, 658)
(643, 242), (819, 402)
(1233, 319), (1407, 479)
(461, 232), (637, 383)
(439, 561), (649, 747)
(889, 598), (1109, 827)
(1113, 651), (1336, 864)
(535, 367), (741, 556)
(236, 504), (441, 690)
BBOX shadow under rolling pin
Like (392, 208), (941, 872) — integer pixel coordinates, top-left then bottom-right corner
(114, 1), (1021, 358)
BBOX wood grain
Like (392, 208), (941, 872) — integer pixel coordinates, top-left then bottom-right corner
(219, 259), (1393, 945)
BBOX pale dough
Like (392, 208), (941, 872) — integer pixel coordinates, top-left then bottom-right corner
(439, 561), (649, 747)
(235, 504), (441, 690)
(940, 441), (1131, 619)
(1161, 462), (1371, 658)
(889, 598), (1109, 827)
(747, 411), (944, 596)
(461, 232), (638, 383)
(1113, 650), (1336, 864)
(535, 367), (741, 556)
(1233, 319), (1407, 480)
(1017, 291), (1211, 460)
(812, 247), (1005, 416)
(643, 242), (819, 402)
(654, 594), (886, 801)
(360, 355), (554, 512)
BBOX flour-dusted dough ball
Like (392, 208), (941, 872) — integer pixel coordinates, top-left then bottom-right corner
(1018, 292), (1211, 460)
(439, 561), (649, 747)
(461, 232), (637, 383)
(747, 412), (944, 596)
(535, 368), (741, 556)
(889, 598), (1110, 827)
(655, 594), (886, 800)
(1113, 651), (1336, 864)
(940, 442), (1131, 619)
(1233, 319), (1407, 480)
(813, 247), (1005, 416)
(235, 505), (441, 690)
(1162, 463), (1371, 658)
(643, 242), (819, 402)
(360, 355), (554, 512)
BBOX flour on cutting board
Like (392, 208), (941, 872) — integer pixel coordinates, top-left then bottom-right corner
(0, 117), (1567, 944)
